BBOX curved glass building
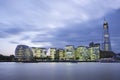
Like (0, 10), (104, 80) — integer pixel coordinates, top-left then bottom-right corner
(15, 45), (33, 61)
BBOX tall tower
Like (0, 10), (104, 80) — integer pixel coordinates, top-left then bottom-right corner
(103, 19), (112, 51)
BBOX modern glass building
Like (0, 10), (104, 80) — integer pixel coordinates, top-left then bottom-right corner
(31, 47), (46, 60)
(65, 45), (74, 60)
(57, 49), (65, 60)
(103, 20), (112, 51)
(88, 47), (100, 61)
(76, 46), (90, 61)
(15, 45), (33, 61)
(40, 48), (46, 59)
(48, 48), (56, 60)
(31, 47), (41, 58)
(75, 44), (100, 61)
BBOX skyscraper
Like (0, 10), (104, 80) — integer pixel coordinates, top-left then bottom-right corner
(103, 19), (112, 51)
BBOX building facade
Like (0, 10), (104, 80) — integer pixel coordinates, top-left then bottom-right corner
(48, 48), (56, 60)
(31, 47), (41, 58)
(76, 46), (90, 61)
(15, 45), (33, 61)
(75, 43), (100, 61)
(57, 49), (65, 60)
(40, 48), (46, 59)
(65, 45), (74, 60)
(89, 42), (100, 60)
(31, 47), (46, 60)
(88, 47), (100, 61)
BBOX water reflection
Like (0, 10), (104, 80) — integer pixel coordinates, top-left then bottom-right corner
(0, 62), (119, 80)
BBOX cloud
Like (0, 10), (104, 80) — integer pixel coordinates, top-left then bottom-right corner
(9, 41), (19, 44)
(0, 0), (120, 55)
(4, 27), (23, 34)
(0, 31), (10, 38)
(1, 0), (120, 29)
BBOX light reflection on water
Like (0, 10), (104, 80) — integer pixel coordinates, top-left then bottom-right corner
(0, 62), (120, 80)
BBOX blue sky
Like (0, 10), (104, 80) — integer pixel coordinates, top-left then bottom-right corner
(0, 0), (120, 55)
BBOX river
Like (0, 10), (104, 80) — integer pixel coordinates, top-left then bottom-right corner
(0, 62), (119, 80)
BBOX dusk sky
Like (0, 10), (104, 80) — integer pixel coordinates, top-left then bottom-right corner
(0, 0), (120, 55)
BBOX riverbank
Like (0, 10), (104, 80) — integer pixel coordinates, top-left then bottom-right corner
(0, 60), (120, 63)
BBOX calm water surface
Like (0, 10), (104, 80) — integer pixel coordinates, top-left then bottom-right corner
(0, 62), (120, 80)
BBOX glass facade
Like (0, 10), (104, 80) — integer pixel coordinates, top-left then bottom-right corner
(31, 47), (46, 60)
(49, 48), (56, 60)
(57, 49), (65, 60)
(103, 20), (112, 51)
(65, 45), (74, 60)
(15, 45), (33, 61)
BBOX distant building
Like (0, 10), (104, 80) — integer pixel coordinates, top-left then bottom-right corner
(48, 48), (56, 60)
(89, 42), (94, 47)
(57, 49), (65, 60)
(88, 42), (100, 60)
(100, 20), (115, 58)
(15, 45), (33, 61)
(103, 19), (112, 51)
(88, 47), (100, 61)
(89, 42), (100, 48)
(65, 45), (74, 60)
(76, 46), (89, 61)
(75, 43), (100, 61)
(31, 47), (46, 60)
(100, 51), (115, 58)
(31, 47), (41, 58)
(40, 48), (47, 59)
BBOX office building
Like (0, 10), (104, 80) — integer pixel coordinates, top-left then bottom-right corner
(57, 49), (65, 60)
(31, 47), (41, 58)
(65, 45), (74, 60)
(15, 45), (33, 61)
(48, 48), (56, 60)
(31, 47), (47, 59)
(89, 42), (100, 60)
(76, 46), (90, 61)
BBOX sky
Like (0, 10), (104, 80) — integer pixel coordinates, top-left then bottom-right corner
(0, 0), (120, 55)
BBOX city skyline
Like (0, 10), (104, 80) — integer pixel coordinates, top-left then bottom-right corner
(0, 0), (120, 55)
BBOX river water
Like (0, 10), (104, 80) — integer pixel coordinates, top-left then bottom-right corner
(0, 62), (119, 80)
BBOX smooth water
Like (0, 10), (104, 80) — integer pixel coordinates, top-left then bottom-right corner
(0, 62), (120, 80)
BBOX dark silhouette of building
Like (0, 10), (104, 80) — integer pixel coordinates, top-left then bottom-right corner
(89, 42), (100, 49)
(0, 54), (15, 62)
(100, 51), (115, 58)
